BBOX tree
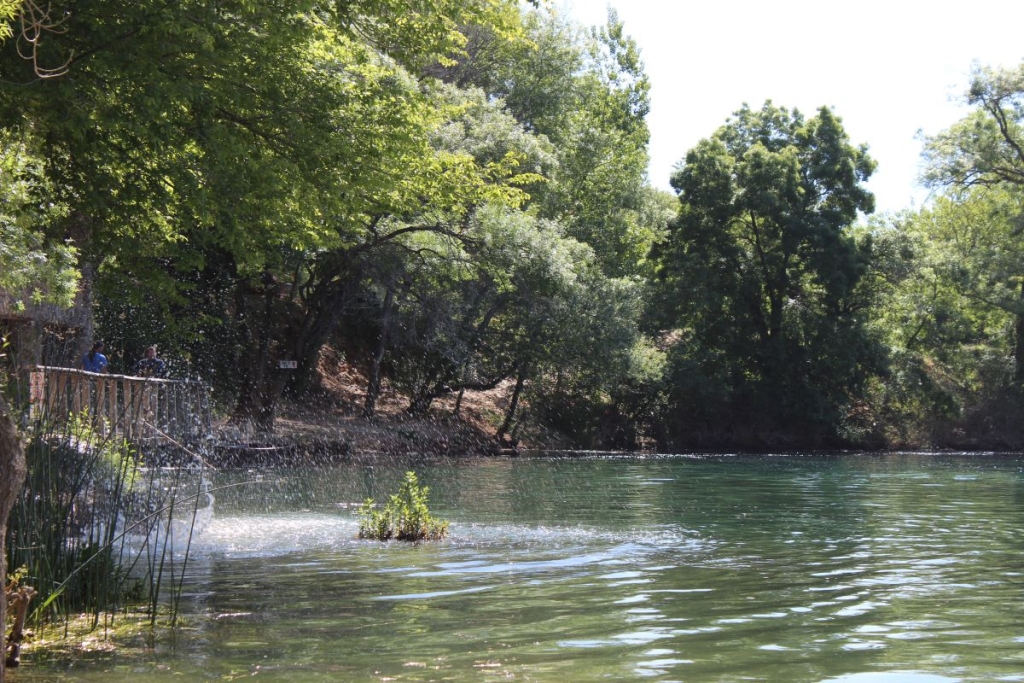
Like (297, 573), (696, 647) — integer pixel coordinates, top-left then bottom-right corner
(923, 63), (1024, 190)
(861, 189), (1024, 447)
(923, 62), (1024, 383)
(0, 398), (20, 682)
(0, 133), (77, 683)
(240, 82), (542, 426)
(348, 85), (552, 417)
(522, 254), (658, 448)
(0, 0), (525, 431)
(654, 101), (878, 447)
(534, 10), (654, 277)
(426, 8), (662, 279)
(412, 8), (669, 443)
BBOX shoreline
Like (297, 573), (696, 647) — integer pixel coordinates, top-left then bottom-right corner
(203, 410), (517, 468)
(199, 411), (1024, 469)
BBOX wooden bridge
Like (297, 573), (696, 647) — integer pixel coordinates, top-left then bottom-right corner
(29, 366), (212, 446)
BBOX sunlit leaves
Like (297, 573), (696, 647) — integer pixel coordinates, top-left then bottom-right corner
(918, 59), (1024, 391)
(0, 135), (78, 308)
(861, 58), (1024, 444)
(923, 63), (1024, 190)
(0, 0), (18, 40)
(877, 190), (1024, 361)
(428, 7), (658, 278)
(860, 188), (1024, 444)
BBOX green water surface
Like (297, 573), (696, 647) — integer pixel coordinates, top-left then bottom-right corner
(17, 453), (1024, 682)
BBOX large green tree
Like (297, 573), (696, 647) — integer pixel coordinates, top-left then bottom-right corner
(0, 0), (524, 430)
(415, 7), (668, 444)
(863, 188), (1024, 447)
(427, 8), (662, 279)
(347, 82), (655, 440)
(654, 102), (879, 447)
(923, 61), (1024, 383)
(923, 63), (1024, 190)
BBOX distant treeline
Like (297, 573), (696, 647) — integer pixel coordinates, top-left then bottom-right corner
(4, 3), (1024, 450)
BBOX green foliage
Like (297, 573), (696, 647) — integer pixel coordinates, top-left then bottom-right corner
(0, 0), (672, 443)
(0, 134), (78, 308)
(402, 23), (667, 434)
(427, 7), (662, 279)
(923, 62), (1024, 190)
(0, 0), (526, 278)
(889, 59), (1024, 447)
(8, 428), (140, 621)
(0, 0), (953, 451)
(353, 65), (660, 431)
(921, 65), (1024, 377)
(860, 188), (1024, 447)
(358, 471), (449, 541)
(0, 0), (18, 41)
(653, 101), (880, 447)
(0, 0), (532, 422)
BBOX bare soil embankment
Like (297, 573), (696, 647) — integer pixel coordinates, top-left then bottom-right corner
(206, 354), (569, 467)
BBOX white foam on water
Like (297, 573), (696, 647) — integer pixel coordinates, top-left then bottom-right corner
(188, 512), (702, 563)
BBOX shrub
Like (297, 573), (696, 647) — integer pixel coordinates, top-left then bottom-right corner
(357, 471), (449, 541)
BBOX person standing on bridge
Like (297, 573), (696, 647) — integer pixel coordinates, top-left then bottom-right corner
(81, 341), (109, 373)
(134, 345), (166, 378)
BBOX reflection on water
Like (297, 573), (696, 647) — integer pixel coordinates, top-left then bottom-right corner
(20, 453), (1024, 682)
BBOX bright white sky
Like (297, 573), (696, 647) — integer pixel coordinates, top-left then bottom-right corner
(562, 0), (1024, 214)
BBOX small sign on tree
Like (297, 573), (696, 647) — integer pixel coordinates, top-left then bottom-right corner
(278, 360), (298, 369)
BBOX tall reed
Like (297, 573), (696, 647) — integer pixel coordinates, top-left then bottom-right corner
(5, 379), (210, 631)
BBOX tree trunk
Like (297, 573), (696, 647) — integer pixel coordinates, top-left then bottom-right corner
(75, 260), (97, 364)
(66, 212), (96, 366)
(363, 287), (395, 417)
(407, 386), (438, 417)
(1015, 281), (1024, 384)
(231, 284), (260, 430)
(236, 266), (357, 431)
(497, 364), (527, 445)
(231, 277), (278, 432)
(404, 296), (507, 418)
(0, 395), (28, 683)
(256, 369), (289, 433)
(452, 386), (465, 416)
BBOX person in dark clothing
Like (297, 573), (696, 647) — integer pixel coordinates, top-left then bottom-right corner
(134, 345), (166, 378)
(82, 341), (109, 373)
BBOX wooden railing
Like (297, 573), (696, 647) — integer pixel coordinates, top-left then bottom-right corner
(29, 366), (212, 445)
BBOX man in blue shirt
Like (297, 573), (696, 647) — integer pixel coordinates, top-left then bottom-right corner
(81, 341), (109, 373)
(134, 345), (166, 378)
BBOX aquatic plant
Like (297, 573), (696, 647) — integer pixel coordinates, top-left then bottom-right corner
(358, 471), (449, 541)
(6, 403), (207, 630)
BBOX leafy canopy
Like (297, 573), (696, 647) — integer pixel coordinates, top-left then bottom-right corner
(0, 134), (78, 308)
(654, 101), (878, 442)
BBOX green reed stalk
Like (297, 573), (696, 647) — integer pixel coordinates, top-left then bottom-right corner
(5, 375), (210, 632)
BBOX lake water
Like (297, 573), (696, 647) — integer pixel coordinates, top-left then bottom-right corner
(18, 453), (1024, 682)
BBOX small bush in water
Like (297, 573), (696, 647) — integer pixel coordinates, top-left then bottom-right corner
(358, 471), (449, 541)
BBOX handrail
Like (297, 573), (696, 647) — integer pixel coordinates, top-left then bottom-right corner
(29, 366), (212, 445)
